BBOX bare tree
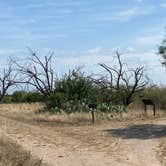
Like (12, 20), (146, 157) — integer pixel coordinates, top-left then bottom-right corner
(15, 50), (55, 96)
(96, 50), (148, 106)
(0, 60), (18, 101)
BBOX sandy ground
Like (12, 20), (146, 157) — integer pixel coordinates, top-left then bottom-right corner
(0, 105), (165, 166)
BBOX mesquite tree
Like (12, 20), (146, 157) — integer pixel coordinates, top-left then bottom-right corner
(0, 61), (18, 101)
(15, 50), (55, 96)
(95, 50), (148, 106)
(158, 28), (166, 65)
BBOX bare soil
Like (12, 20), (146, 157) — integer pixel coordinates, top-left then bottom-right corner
(0, 133), (44, 166)
(0, 103), (165, 166)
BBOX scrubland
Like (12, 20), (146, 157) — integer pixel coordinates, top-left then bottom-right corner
(0, 103), (165, 166)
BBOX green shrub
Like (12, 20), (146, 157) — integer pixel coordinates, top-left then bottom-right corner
(24, 92), (44, 102)
(55, 69), (94, 103)
(11, 91), (44, 103)
(44, 69), (97, 112)
(1, 95), (12, 103)
(142, 86), (166, 109)
(46, 92), (67, 110)
(11, 91), (27, 103)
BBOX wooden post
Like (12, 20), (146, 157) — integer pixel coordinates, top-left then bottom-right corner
(144, 104), (147, 116)
(153, 105), (156, 116)
(91, 110), (95, 123)
(88, 103), (97, 124)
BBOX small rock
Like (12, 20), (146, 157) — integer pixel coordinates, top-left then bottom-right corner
(58, 155), (64, 158)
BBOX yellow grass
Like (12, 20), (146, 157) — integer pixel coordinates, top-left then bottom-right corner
(0, 103), (165, 126)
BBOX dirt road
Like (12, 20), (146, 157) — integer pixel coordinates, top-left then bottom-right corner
(0, 108), (165, 166)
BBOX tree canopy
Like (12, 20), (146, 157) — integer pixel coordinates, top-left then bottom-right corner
(158, 28), (166, 65)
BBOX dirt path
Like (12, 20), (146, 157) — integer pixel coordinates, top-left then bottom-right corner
(0, 113), (165, 166)
(124, 139), (160, 166)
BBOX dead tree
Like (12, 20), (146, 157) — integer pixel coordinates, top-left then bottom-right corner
(96, 50), (148, 106)
(0, 60), (18, 101)
(15, 50), (55, 96)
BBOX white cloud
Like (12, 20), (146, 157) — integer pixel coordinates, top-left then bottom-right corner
(160, 3), (166, 8)
(55, 48), (157, 69)
(0, 47), (164, 85)
(125, 47), (136, 53)
(87, 47), (103, 54)
(54, 47), (165, 85)
(0, 49), (24, 55)
(135, 34), (162, 46)
(135, 0), (144, 2)
(24, 3), (44, 9)
(98, 6), (154, 22)
(112, 8), (140, 20)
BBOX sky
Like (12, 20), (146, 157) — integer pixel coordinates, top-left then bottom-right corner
(0, 0), (166, 85)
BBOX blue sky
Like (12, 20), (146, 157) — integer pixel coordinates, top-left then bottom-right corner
(0, 0), (166, 85)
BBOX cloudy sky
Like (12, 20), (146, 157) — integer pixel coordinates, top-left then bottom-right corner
(0, 0), (166, 85)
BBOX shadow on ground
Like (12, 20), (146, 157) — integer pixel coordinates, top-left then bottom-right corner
(104, 124), (166, 139)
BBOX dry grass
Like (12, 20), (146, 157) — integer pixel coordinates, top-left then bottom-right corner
(0, 132), (46, 166)
(0, 103), (44, 113)
(0, 103), (165, 126)
(34, 109), (166, 126)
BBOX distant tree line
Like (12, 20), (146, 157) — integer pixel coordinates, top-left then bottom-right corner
(2, 91), (44, 103)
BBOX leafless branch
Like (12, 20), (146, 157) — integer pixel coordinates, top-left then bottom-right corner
(14, 50), (55, 96)
(0, 61), (18, 101)
(95, 50), (148, 106)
